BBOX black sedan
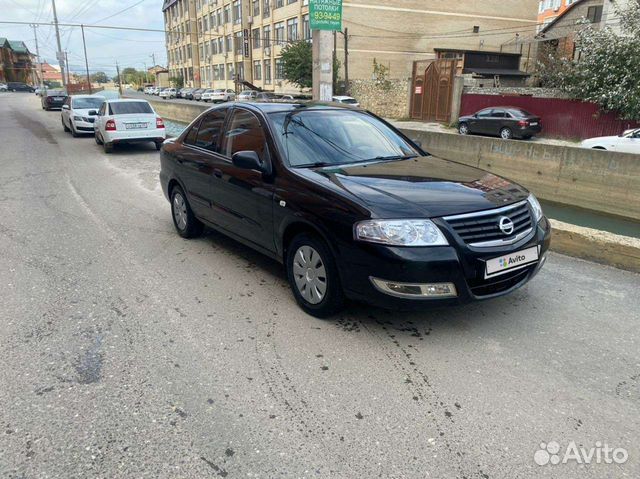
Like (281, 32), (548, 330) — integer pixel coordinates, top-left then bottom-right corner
(458, 107), (542, 140)
(160, 102), (550, 317)
(41, 89), (68, 110)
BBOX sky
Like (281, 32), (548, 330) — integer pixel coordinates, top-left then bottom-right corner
(0, 0), (167, 76)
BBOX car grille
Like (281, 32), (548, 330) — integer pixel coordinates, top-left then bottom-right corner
(443, 200), (533, 247)
(468, 266), (533, 297)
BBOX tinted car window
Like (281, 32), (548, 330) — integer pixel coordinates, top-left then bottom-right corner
(221, 110), (266, 159)
(194, 109), (227, 150)
(47, 90), (66, 96)
(72, 97), (104, 109)
(491, 110), (506, 118)
(270, 110), (418, 167)
(476, 109), (493, 118)
(510, 109), (533, 118)
(183, 118), (202, 145)
(110, 102), (153, 114)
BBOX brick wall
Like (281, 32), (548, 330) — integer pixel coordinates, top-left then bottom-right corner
(348, 79), (410, 119)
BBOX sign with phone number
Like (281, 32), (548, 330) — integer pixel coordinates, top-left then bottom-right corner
(309, 0), (343, 31)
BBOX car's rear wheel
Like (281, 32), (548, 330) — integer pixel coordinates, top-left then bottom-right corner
(286, 233), (345, 318)
(95, 131), (103, 145)
(155, 141), (162, 151)
(103, 141), (113, 153)
(458, 123), (469, 135)
(62, 118), (70, 132)
(170, 185), (203, 238)
(500, 127), (513, 140)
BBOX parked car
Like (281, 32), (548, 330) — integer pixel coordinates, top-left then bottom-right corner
(238, 90), (258, 101)
(580, 128), (640, 154)
(61, 94), (105, 137)
(143, 86), (153, 94)
(41, 89), (68, 110)
(34, 86), (44, 96)
(7, 82), (35, 92)
(159, 102), (550, 317)
(181, 88), (194, 99)
(205, 88), (236, 103)
(176, 88), (186, 98)
(194, 88), (210, 101)
(332, 95), (360, 107)
(160, 87), (178, 99)
(201, 89), (225, 102)
(151, 87), (160, 95)
(458, 107), (542, 140)
(255, 92), (279, 101)
(0, 82), (7, 91)
(94, 99), (166, 153)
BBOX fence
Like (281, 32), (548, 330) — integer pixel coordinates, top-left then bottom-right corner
(460, 94), (640, 140)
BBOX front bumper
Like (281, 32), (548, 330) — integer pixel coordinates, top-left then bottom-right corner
(73, 119), (95, 132)
(338, 217), (551, 310)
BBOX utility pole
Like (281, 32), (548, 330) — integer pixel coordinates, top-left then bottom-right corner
(144, 62), (148, 84)
(30, 24), (45, 89)
(116, 61), (123, 96)
(51, 0), (67, 88)
(150, 53), (156, 67)
(332, 30), (337, 93)
(64, 51), (71, 85)
(312, 30), (333, 101)
(343, 27), (349, 94)
(81, 25), (92, 93)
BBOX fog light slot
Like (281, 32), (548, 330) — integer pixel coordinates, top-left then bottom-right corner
(370, 277), (457, 299)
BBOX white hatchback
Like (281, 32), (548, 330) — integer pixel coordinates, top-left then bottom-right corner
(61, 94), (105, 137)
(94, 99), (166, 153)
(581, 128), (640, 154)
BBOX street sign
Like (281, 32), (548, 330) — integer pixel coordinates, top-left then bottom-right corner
(243, 29), (250, 58)
(310, 0), (343, 31)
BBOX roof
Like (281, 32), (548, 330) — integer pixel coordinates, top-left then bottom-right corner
(162, 0), (177, 11)
(537, 0), (588, 36)
(0, 37), (8, 47)
(8, 40), (30, 54)
(105, 98), (151, 103)
(466, 68), (530, 77)
(207, 101), (358, 115)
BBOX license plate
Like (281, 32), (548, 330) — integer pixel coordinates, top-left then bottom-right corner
(125, 122), (147, 129)
(530, 122), (538, 126)
(54, 97), (63, 101)
(485, 246), (539, 278)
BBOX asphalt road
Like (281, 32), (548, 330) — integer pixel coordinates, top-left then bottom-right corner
(0, 92), (638, 479)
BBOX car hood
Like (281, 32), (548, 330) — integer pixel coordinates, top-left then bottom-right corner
(581, 135), (618, 145)
(72, 108), (98, 116)
(296, 156), (529, 218)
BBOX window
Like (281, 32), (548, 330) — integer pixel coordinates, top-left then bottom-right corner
(224, 4), (231, 23)
(227, 63), (235, 79)
(253, 60), (262, 80)
(216, 8), (222, 25)
(263, 25), (271, 47)
(263, 0), (270, 17)
(287, 18), (298, 41)
(275, 57), (284, 79)
(476, 109), (493, 118)
(275, 22), (285, 45)
(222, 110), (267, 160)
(491, 110), (506, 118)
(236, 61), (245, 80)
(109, 102), (153, 115)
(586, 5), (603, 23)
(233, 0), (242, 24)
(252, 0), (260, 16)
(235, 31), (244, 54)
(287, 0), (297, 4)
(184, 118), (202, 145)
(225, 34), (233, 54)
(252, 28), (261, 48)
(264, 60), (271, 84)
(275, 0), (284, 8)
(73, 97), (104, 109)
(302, 14), (310, 40)
(194, 109), (227, 150)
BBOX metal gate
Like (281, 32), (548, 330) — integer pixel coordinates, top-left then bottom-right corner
(410, 59), (456, 122)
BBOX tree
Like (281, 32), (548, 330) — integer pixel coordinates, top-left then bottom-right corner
(90, 71), (109, 84)
(281, 40), (313, 89)
(537, 2), (640, 120)
(281, 40), (342, 90)
(169, 76), (184, 88)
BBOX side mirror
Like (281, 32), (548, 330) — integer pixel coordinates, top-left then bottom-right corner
(88, 110), (98, 116)
(232, 151), (264, 172)
(62, 104), (70, 110)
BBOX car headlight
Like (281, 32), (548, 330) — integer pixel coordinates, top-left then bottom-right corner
(355, 219), (449, 246)
(527, 194), (543, 222)
(73, 115), (82, 121)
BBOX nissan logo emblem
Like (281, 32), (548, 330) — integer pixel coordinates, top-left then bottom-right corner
(499, 216), (515, 235)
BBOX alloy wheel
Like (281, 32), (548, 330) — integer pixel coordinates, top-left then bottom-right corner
(459, 123), (469, 135)
(173, 192), (188, 231)
(292, 245), (327, 305)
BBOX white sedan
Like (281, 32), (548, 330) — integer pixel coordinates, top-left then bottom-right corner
(581, 128), (640, 154)
(202, 88), (236, 103)
(93, 99), (166, 153)
(332, 95), (360, 107)
(61, 94), (105, 137)
(159, 87), (177, 99)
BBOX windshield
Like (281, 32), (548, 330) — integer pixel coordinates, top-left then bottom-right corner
(72, 97), (104, 109)
(270, 110), (420, 168)
(110, 102), (153, 114)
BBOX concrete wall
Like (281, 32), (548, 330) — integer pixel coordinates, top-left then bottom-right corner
(147, 97), (208, 124)
(401, 129), (640, 221)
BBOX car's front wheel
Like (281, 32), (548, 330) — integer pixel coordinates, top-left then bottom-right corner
(170, 185), (203, 238)
(500, 127), (513, 140)
(286, 233), (345, 318)
(62, 118), (70, 132)
(458, 123), (469, 135)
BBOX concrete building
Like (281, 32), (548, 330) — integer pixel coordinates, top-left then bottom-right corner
(537, 0), (580, 30)
(162, 0), (539, 92)
(34, 62), (63, 86)
(0, 38), (34, 84)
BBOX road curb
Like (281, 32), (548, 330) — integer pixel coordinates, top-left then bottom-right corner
(549, 219), (640, 273)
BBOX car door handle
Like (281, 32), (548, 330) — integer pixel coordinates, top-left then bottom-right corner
(213, 168), (223, 178)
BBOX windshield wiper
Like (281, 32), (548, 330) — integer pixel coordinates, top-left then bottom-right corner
(367, 154), (418, 161)
(294, 161), (337, 168)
